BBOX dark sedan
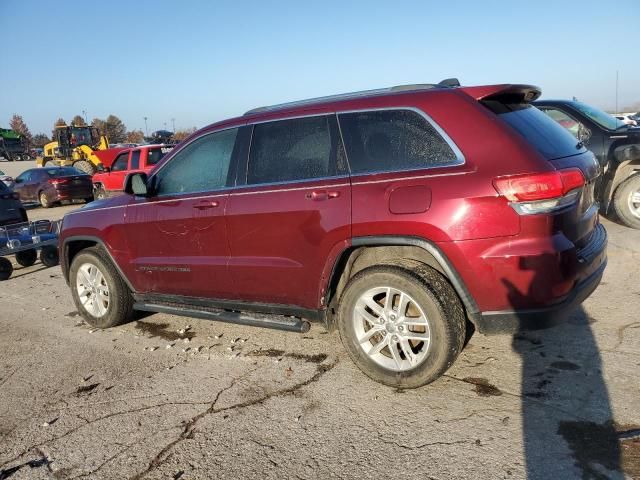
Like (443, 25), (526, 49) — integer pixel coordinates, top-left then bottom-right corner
(13, 167), (94, 208)
(0, 181), (27, 226)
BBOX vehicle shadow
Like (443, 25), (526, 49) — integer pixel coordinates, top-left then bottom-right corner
(503, 256), (623, 479)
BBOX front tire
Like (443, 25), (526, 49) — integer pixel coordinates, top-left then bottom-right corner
(613, 174), (640, 229)
(338, 261), (466, 389)
(73, 160), (96, 176)
(69, 247), (133, 328)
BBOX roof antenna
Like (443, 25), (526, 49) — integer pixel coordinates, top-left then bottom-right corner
(438, 78), (460, 87)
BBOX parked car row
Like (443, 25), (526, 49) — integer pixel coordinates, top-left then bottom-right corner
(60, 80), (608, 388)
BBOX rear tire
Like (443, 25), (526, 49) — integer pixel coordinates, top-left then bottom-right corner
(94, 186), (107, 200)
(16, 249), (37, 267)
(0, 258), (13, 280)
(337, 260), (466, 389)
(73, 160), (96, 176)
(40, 246), (59, 267)
(613, 174), (640, 229)
(39, 191), (51, 208)
(69, 247), (133, 328)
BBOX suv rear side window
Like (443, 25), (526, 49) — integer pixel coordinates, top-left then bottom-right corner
(338, 109), (459, 175)
(154, 128), (238, 196)
(247, 116), (336, 185)
(485, 102), (586, 160)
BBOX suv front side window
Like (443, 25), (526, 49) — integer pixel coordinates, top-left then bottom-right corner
(153, 128), (238, 196)
(111, 152), (129, 172)
(247, 115), (337, 185)
(338, 109), (460, 175)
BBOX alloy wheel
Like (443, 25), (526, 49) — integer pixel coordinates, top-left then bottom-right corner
(76, 263), (110, 318)
(352, 286), (431, 371)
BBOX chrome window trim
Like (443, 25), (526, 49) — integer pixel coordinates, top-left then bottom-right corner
(151, 107), (465, 195)
(231, 174), (351, 192)
(232, 182), (351, 197)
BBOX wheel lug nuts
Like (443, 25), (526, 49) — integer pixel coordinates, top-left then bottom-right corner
(398, 326), (404, 331)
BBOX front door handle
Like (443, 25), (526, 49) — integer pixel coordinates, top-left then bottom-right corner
(305, 190), (340, 201)
(193, 200), (219, 210)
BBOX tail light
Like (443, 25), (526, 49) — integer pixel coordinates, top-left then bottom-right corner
(49, 178), (70, 186)
(494, 168), (585, 215)
(0, 192), (19, 200)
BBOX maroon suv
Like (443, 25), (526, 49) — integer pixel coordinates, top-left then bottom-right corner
(59, 81), (607, 388)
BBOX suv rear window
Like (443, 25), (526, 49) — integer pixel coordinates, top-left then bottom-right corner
(338, 109), (459, 174)
(486, 102), (586, 160)
(147, 147), (170, 166)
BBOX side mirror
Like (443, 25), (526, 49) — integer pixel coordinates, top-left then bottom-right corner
(124, 172), (149, 196)
(14, 178), (23, 184)
(96, 164), (106, 173)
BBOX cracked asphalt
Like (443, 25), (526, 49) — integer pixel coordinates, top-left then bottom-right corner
(0, 193), (639, 478)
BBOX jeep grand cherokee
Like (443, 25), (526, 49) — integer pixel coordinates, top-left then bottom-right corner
(59, 80), (607, 388)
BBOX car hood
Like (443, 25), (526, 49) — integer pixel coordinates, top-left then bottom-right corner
(76, 193), (132, 213)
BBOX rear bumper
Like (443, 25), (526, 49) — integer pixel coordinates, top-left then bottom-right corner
(469, 225), (607, 334)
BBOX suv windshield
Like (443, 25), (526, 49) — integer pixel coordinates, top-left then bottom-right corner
(69, 127), (95, 146)
(572, 101), (624, 130)
(485, 102), (586, 160)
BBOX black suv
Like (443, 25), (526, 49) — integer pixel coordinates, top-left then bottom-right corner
(0, 181), (27, 226)
(534, 99), (640, 228)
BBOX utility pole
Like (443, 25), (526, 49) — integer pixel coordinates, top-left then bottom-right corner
(615, 70), (619, 114)
(171, 118), (176, 132)
(143, 117), (148, 136)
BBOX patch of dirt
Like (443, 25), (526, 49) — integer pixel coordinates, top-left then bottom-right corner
(248, 349), (328, 364)
(462, 377), (502, 397)
(135, 321), (195, 341)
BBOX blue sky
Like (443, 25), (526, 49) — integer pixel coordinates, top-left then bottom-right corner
(1, 0), (638, 135)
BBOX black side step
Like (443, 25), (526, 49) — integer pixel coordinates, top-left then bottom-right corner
(133, 302), (311, 333)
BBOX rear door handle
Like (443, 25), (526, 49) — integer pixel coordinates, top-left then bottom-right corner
(193, 200), (219, 210)
(305, 190), (340, 201)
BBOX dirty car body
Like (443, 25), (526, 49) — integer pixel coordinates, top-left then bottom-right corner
(60, 81), (607, 388)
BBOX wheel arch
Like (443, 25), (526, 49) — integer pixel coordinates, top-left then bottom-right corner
(322, 236), (479, 330)
(62, 236), (135, 292)
(604, 145), (640, 210)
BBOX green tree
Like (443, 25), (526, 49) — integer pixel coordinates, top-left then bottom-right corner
(71, 115), (86, 126)
(104, 114), (126, 143)
(9, 114), (33, 144)
(32, 133), (50, 148)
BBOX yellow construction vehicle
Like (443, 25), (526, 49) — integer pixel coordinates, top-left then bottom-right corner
(38, 124), (109, 175)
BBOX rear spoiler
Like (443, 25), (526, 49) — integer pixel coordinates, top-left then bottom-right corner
(459, 84), (541, 104)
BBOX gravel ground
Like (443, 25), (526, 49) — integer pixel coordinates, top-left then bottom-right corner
(0, 160), (639, 479)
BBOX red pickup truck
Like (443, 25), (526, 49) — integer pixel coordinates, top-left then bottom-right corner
(92, 144), (173, 198)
